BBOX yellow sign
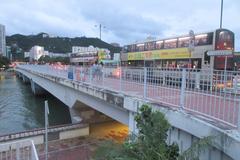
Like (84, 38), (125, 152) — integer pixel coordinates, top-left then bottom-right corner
(98, 50), (107, 60)
(128, 48), (191, 60)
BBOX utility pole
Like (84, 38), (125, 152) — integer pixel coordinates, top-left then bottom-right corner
(220, 0), (223, 29)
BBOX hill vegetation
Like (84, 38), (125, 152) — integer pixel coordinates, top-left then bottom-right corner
(6, 33), (121, 54)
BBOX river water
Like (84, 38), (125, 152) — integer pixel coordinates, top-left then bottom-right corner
(0, 72), (71, 136)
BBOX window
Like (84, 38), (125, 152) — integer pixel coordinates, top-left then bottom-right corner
(178, 37), (190, 48)
(128, 45), (136, 52)
(164, 39), (177, 49)
(144, 42), (155, 51)
(195, 33), (213, 46)
(156, 41), (163, 49)
(136, 43), (145, 52)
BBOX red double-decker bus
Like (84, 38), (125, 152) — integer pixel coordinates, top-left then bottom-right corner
(122, 28), (235, 71)
(214, 29), (235, 70)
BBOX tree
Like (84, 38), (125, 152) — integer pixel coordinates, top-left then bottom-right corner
(38, 55), (51, 63)
(0, 56), (10, 68)
(94, 104), (179, 160)
(94, 104), (213, 160)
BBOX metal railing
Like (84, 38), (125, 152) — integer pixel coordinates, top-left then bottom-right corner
(0, 139), (38, 160)
(17, 65), (240, 129)
(38, 143), (91, 160)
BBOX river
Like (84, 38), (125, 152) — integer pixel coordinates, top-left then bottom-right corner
(0, 72), (71, 136)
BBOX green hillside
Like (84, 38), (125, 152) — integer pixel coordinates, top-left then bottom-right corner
(6, 33), (121, 54)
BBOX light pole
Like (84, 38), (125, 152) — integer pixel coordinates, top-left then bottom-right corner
(220, 0), (223, 29)
(44, 100), (49, 160)
(95, 24), (106, 40)
(219, 0), (228, 87)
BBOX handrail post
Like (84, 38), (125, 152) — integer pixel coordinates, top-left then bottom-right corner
(120, 67), (122, 92)
(144, 67), (147, 99)
(16, 143), (20, 160)
(102, 67), (105, 88)
(180, 69), (186, 109)
(238, 101), (240, 131)
(90, 67), (93, 84)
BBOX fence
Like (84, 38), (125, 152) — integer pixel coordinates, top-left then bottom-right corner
(0, 139), (38, 160)
(17, 65), (240, 129)
(37, 143), (91, 160)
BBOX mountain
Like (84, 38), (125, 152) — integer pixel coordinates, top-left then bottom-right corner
(6, 33), (122, 54)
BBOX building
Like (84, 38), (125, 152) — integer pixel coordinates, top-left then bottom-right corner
(48, 52), (69, 58)
(0, 24), (6, 57)
(70, 46), (111, 65)
(6, 46), (11, 60)
(24, 52), (30, 58)
(72, 46), (98, 54)
(70, 46), (110, 65)
(110, 43), (120, 47)
(29, 46), (46, 61)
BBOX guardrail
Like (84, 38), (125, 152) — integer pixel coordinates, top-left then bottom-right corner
(0, 139), (38, 160)
(17, 65), (240, 129)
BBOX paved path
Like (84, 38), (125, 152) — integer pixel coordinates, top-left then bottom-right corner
(37, 121), (128, 160)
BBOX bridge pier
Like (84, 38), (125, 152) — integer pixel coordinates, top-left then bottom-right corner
(22, 75), (30, 84)
(30, 80), (47, 96)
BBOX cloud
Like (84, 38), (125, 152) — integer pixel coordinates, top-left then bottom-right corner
(0, 0), (239, 49)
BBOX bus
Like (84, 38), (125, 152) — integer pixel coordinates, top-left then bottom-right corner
(121, 28), (235, 71)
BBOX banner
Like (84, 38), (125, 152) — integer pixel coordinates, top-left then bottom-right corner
(128, 48), (191, 60)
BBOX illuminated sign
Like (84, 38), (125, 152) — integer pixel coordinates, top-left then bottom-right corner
(234, 52), (240, 55)
(128, 48), (191, 60)
(207, 50), (232, 56)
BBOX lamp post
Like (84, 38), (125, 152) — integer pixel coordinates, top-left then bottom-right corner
(220, 0), (223, 29)
(219, 0), (228, 87)
(95, 24), (106, 40)
(44, 100), (49, 160)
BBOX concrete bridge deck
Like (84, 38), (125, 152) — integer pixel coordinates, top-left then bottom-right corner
(16, 65), (240, 160)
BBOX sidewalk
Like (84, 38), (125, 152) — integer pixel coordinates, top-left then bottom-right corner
(37, 137), (96, 160)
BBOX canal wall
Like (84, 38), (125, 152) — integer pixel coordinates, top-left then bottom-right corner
(0, 123), (89, 145)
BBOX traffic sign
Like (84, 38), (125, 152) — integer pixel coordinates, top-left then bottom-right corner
(207, 50), (233, 56)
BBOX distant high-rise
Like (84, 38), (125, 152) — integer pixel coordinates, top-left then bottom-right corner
(0, 24), (6, 57)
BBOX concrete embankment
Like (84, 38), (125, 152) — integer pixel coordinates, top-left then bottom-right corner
(0, 123), (89, 145)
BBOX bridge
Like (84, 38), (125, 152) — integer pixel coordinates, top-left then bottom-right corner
(16, 64), (240, 160)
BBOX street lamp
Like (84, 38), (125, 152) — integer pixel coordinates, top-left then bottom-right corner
(95, 24), (106, 40)
(220, 0), (223, 29)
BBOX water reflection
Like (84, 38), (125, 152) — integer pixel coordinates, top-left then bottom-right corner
(0, 72), (71, 135)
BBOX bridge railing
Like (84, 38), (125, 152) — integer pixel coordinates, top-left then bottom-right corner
(0, 139), (38, 160)
(17, 65), (240, 129)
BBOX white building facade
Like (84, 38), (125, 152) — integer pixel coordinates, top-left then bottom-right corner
(0, 24), (6, 56)
(48, 52), (69, 58)
(70, 46), (110, 64)
(29, 46), (45, 61)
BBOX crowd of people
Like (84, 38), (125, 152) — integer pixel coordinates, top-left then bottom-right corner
(91, 61), (104, 80)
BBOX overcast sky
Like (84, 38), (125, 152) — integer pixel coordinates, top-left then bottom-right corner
(0, 0), (239, 50)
